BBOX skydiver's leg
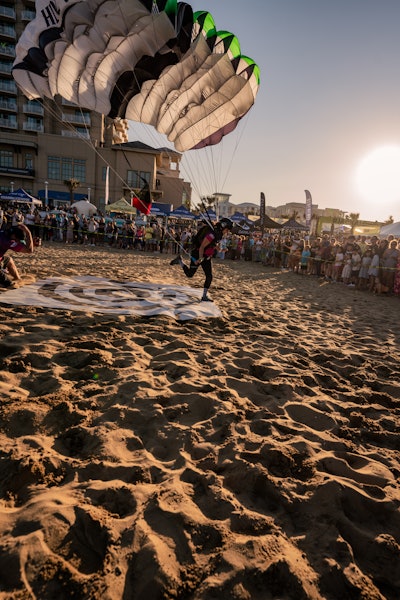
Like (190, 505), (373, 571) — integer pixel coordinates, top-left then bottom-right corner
(2, 256), (21, 281)
(171, 251), (199, 278)
(182, 259), (199, 279)
(200, 258), (213, 300)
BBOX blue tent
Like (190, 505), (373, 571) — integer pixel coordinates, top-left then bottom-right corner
(149, 205), (167, 216)
(196, 210), (217, 222)
(231, 211), (252, 224)
(1, 187), (41, 205)
(150, 202), (171, 216)
(169, 205), (196, 219)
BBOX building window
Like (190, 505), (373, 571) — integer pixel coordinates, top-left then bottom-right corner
(25, 153), (33, 169)
(0, 149), (13, 168)
(47, 156), (86, 182)
(127, 170), (150, 189)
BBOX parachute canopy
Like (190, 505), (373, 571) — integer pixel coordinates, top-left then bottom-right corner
(13, 0), (260, 151)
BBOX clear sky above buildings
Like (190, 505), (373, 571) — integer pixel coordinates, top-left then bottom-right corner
(128, 0), (400, 222)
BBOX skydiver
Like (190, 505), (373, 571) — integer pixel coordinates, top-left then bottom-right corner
(170, 217), (233, 302)
(0, 223), (34, 287)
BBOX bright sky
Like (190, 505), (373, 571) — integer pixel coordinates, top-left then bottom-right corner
(129, 1), (400, 222)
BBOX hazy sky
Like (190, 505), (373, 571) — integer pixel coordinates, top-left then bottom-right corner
(129, 1), (400, 221)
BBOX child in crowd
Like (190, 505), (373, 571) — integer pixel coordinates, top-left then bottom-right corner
(341, 253), (352, 285)
(368, 247), (381, 293)
(332, 245), (344, 282)
(357, 248), (372, 290)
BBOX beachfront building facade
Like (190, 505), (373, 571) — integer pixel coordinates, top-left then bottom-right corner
(0, 0), (191, 210)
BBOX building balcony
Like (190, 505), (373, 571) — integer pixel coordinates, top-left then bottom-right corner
(61, 113), (91, 125)
(0, 44), (15, 58)
(23, 121), (44, 132)
(0, 79), (17, 94)
(0, 98), (17, 111)
(0, 6), (16, 20)
(61, 129), (90, 139)
(61, 98), (78, 106)
(0, 117), (17, 128)
(21, 10), (36, 21)
(0, 25), (16, 39)
(0, 61), (13, 75)
(23, 102), (44, 115)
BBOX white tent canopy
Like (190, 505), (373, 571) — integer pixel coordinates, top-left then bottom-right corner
(70, 199), (98, 216)
(379, 222), (400, 237)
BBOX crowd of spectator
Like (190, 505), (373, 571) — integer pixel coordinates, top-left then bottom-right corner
(1, 203), (399, 298)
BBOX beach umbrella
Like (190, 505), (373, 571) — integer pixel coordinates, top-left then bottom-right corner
(70, 199), (98, 216)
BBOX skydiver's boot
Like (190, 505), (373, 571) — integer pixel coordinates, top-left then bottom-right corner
(201, 288), (211, 301)
(170, 255), (183, 266)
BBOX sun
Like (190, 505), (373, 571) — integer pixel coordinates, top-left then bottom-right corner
(355, 145), (400, 206)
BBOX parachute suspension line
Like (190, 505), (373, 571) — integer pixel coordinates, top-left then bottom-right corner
(219, 110), (252, 193)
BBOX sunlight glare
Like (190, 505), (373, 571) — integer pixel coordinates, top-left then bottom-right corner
(355, 145), (400, 205)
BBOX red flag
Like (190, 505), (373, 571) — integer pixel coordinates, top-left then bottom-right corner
(131, 192), (151, 215)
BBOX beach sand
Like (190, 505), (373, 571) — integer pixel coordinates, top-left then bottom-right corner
(0, 243), (399, 600)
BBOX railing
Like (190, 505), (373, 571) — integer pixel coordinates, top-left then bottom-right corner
(61, 98), (78, 106)
(61, 129), (90, 139)
(0, 45), (16, 58)
(0, 62), (13, 74)
(0, 99), (17, 110)
(23, 121), (44, 132)
(21, 10), (36, 20)
(0, 6), (16, 19)
(0, 80), (17, 93)
(0, 117), (17, 128)
(23, 102), (44, 115)
(0, 25), (16, 38)
(61, 113), (91, 125)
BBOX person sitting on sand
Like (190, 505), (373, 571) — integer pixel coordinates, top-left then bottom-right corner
(170, 218), (233, 302)
(0, 223), (34, 287)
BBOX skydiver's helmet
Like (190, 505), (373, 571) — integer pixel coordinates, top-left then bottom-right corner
(218, 218), (233, 231)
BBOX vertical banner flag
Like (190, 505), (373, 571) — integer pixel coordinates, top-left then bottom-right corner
(260, 192), (266, 233)
(104, 166), (110, 205)
(305, 190), (312, 229)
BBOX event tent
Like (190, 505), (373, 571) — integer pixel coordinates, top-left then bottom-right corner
(0, 188), (41, 205)
(196, 210), (217, 222)
(169, 205), (196, 219)
(379, 221), (400, 237)
(253, 215), (283, 230)
(105, 198), (136, 215)
(280, 217), (309, 231)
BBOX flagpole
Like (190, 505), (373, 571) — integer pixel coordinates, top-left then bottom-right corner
(104, 166), (110, 206)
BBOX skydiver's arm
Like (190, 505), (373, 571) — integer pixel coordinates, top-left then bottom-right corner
(197, 236), (213, 262)
(17, 224), (34, 254)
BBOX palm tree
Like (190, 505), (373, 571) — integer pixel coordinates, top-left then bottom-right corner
(64, 178), (80, 203)
(346, 212), (360, 235)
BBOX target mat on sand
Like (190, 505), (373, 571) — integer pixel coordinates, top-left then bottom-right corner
(0, 276), (221, 320)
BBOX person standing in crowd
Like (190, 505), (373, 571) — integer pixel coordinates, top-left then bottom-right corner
(380, 239), (399, 293)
